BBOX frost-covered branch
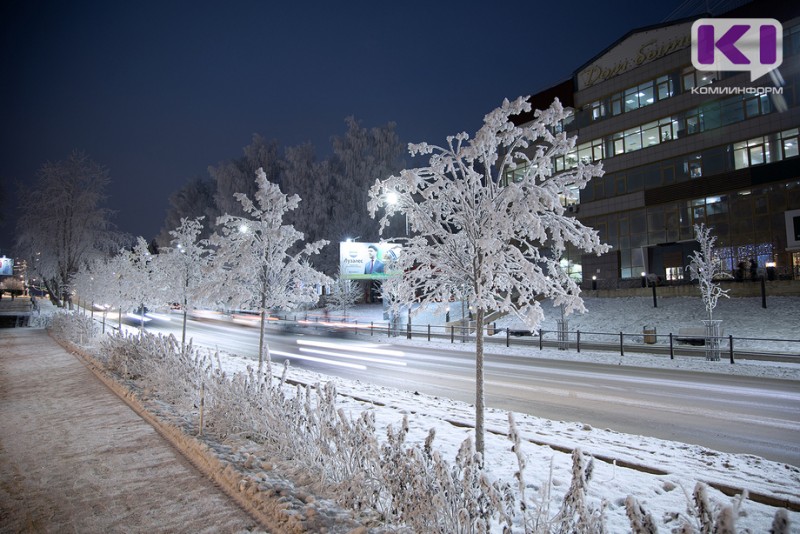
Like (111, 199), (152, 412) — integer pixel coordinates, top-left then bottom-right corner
(686, 224), (729, 321)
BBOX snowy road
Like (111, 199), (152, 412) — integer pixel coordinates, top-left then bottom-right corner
(142, 316), (800, 466)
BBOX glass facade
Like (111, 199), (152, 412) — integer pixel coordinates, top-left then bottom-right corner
(524, 19), (800, 284)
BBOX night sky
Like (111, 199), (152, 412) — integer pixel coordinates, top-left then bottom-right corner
(0, 0), (692, 254)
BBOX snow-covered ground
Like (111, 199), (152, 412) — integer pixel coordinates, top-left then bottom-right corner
(200, 296), (800, 532)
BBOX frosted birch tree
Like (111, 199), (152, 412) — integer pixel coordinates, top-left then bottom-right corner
(157, 217), (212, 350)
(686, 223), (729, 360)
(368, 97), (609, 456)
(208, 168), (330, 377)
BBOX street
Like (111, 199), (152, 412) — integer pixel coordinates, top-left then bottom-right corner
(138, 313), (800, 466)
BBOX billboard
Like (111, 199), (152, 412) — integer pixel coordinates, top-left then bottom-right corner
(0, 256), (13, 276)
(339, 241), (402, 280)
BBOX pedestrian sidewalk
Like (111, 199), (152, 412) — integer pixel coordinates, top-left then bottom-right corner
(0, 327), (265, 533)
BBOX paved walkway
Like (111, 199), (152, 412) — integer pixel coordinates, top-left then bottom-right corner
(0, 327), (265, 533)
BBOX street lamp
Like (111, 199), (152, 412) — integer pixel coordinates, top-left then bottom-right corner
(641, 271), (647, 288)
(591, 275), (597, 291)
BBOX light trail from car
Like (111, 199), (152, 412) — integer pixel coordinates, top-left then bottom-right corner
(270, 349), (367, 370)
(297, 347), (407, 366)
(295, 339), (405, 357)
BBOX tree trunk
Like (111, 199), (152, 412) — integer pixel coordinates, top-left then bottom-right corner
(181, 308), (188, 352)
(475, 307), (485, 458)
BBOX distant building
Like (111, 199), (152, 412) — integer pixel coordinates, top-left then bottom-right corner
(514, 0), (800, 287)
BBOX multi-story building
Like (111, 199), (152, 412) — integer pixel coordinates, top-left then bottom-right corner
(517, 0), (800, 288)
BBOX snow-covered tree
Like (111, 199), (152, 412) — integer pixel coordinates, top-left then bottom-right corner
(686, 223), (729, 322)
(72, 260), (101, 315)
(89, 252), (128, 328)
(157, 217), (212, 350)
(326, 272), (360, 320)
(210, 134), (283, 221)
(368, 96), (609, 455)
(15, 151), (119, 307)
(121, 237), (163, 332)
(155, 177), (218, 248)
(208, 168), (330, 376)
(686, 223), (729, 361)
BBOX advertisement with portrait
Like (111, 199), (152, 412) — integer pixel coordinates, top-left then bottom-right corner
(0, 256), (13, 276)
(339, 241), (402, 280)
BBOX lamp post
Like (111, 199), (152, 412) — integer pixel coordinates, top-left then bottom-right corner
(591, 275), (597, 291)
(641, 271), (647, 288)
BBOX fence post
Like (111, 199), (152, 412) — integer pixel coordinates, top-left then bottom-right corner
(370, 321), (373, 336)
(451, 325), (454, 343)
(669, 332), (674, 359)
(407, 321), (411, 339)
(577, 330), (581, 353)
(620, 332), (624, 356)
(427, 324), (431, 342)
(539, 330), (543, 350)
(354, 319), (358, 336)
(506, 327), (510, 348)
(729, 335), (735, 364)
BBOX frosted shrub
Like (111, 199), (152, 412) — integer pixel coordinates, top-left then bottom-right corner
(49, 311), (96, 345)
(631, 481), (789, 533)
(509, 412), (606, 533)
(57, 323), (791, 533)
(625, 495), (657, 534)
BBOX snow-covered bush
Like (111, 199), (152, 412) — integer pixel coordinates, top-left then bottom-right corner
(49, 311), (96, 345)
(58, 324), (790, 533)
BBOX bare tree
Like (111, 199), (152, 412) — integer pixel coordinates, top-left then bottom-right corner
(15, 151), (117, 307)
(368, 97), (609, 456)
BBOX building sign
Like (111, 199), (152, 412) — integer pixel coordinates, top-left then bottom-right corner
(691, 18), (782, 82)
(577, 22), (692, 90)
(0, 256), (13, 276)
(339, 241), (402, 280)
(786, 209), (800, 251)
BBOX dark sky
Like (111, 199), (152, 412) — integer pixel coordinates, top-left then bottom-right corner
(0, 0), (693, 254)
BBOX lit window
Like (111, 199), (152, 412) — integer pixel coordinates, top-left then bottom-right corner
(624, 127), (642, 152)
(656, 75), (673, 100)
(781, 128), (799, 158)
(733, 136), (771, 169)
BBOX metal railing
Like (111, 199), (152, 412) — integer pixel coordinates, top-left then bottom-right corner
(277, 314), (800, 364)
